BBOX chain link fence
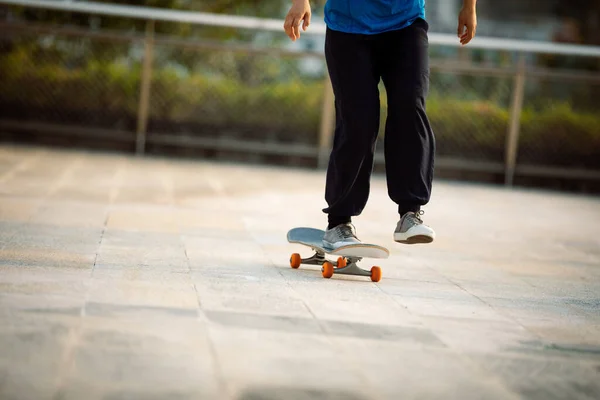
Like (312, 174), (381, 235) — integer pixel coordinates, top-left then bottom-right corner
(375, 71), (514, 166)
(147, 43), (325, 147)
(518, 77), (600, 169)
(0, 30), (139, 129)
(1, 5), (599, 190)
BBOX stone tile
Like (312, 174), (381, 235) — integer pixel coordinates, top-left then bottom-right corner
(476, 296), (600, 345)
(101, 230), (182, 248)
(30, 202), (108, 228)
(0, 178), (53, 197)
(0, 363), (59, 400)
(84, 302), (198, 319)
(200, 290), (310, 318)
(0, 198), (41, 222)
(86, 279), (198, 310)
(0, 221), (19, 246)
(94, 246), (188, 271)
(51, 184), (114, 203)
(1, 145), (599, 399)
(6, 223), (103, 254)
(193, 271), (312, 318)
(333, 338), (520, 400)
(373, 261), (450, 283)
(377, 278), (477, 300)
(181, 227), (251, 241)
(105, 209), (178, 233)
(0, 248), (96, 269)
(422, 316), (540, 354)
(285, 279), (423, 326)
(95, 230), (188, 270)
(233, 386), (369, 400)
(520, 323), (600, 347)
(322, 319), (443, 345)
(0, 267), (91, 297)
(205, 310), (443, 347)
(91, 268), (191, 283)
(0, 149), (26, 173)
(480, 296), (590, 323)
(183, 236), (267, 262)
(56, 321), (221, 399)
(511, 339), (600, 361)
(56, 386), (216, 400)
(175, 209), (246, 232)
(111, 187), (173, 205)
(448, 278), (546, 301)
(206, 310), (322, 335)
(0, 292), (84, 316)
(0, 313), (72, 400)
(467, 354), (600, 400)
(208, 326), (373, 399)
(395, 296), (513, 322)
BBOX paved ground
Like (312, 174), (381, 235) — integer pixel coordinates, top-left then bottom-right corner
(0, 144), (599, 400)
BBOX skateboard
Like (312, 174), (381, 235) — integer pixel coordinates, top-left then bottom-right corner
(286, 227), (389, 282)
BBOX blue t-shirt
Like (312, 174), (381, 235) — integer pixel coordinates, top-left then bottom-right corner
(324, 0), (426, 35)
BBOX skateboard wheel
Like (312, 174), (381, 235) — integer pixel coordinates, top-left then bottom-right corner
(370, 266), (382, 282)
(322, 262), (334, 279)
(336, 257), (347, 268)
(290, 253), (301, 269)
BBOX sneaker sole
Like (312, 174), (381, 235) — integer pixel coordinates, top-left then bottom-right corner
(394, 235), (434, 245)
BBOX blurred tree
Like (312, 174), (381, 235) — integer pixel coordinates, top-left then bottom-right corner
(540, 0), (600, 72)
(554, 0), (600, 46)
(10, 0), (287, 35)
(2, 0), (303, 82)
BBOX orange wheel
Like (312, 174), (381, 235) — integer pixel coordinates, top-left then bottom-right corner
(370, 266), (382, 282)
(336, 257), (347, 268)
(322, 262), (334, 279)
(289, 253), (301, 269)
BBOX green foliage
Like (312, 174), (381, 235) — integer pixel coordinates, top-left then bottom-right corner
(148, 66), (323, 143)
(520, 103), (600, 166)
(425, 95), (510, 161)
(1, 51), (599, 167)
(8, 0), (289, 38)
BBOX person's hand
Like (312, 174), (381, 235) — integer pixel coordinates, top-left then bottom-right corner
(457, 6), (477, 45)
(284, 0), (311, 41)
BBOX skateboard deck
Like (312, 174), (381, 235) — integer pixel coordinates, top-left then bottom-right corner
(286, 227), (389, 282)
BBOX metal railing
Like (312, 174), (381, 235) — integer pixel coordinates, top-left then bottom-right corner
(1, 0), (599, 186)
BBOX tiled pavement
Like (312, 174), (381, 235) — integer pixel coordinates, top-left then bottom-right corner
(0, 144), (599, 400)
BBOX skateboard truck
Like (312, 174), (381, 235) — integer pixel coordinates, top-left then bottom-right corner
(296, 251), (326, 266)
(289, 249), (382, 282)
(287, 227), (387, 282)
(327, 256), (372, 278)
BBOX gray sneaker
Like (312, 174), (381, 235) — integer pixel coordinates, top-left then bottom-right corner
(323, 223), (362, 248)
(394, 211), (435, 244)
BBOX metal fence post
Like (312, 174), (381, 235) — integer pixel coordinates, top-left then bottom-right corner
(318, 74), (335, 168)
(136, 19), (155, 155)
(504, 53), (526, 186)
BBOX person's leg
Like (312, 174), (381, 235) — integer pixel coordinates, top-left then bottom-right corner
(321, 28), (381, 247)
(378, 18), (436, 243)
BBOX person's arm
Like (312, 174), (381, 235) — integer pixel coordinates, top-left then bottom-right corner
(284, 0), (311, 41)
(457, 0), (477, 45)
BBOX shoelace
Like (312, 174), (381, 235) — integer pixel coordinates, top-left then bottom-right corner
(338, 224), (357, 239)
(406, 210), (425, 224)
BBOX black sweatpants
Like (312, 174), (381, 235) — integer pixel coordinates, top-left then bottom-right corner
(322, 18), (435, 220)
